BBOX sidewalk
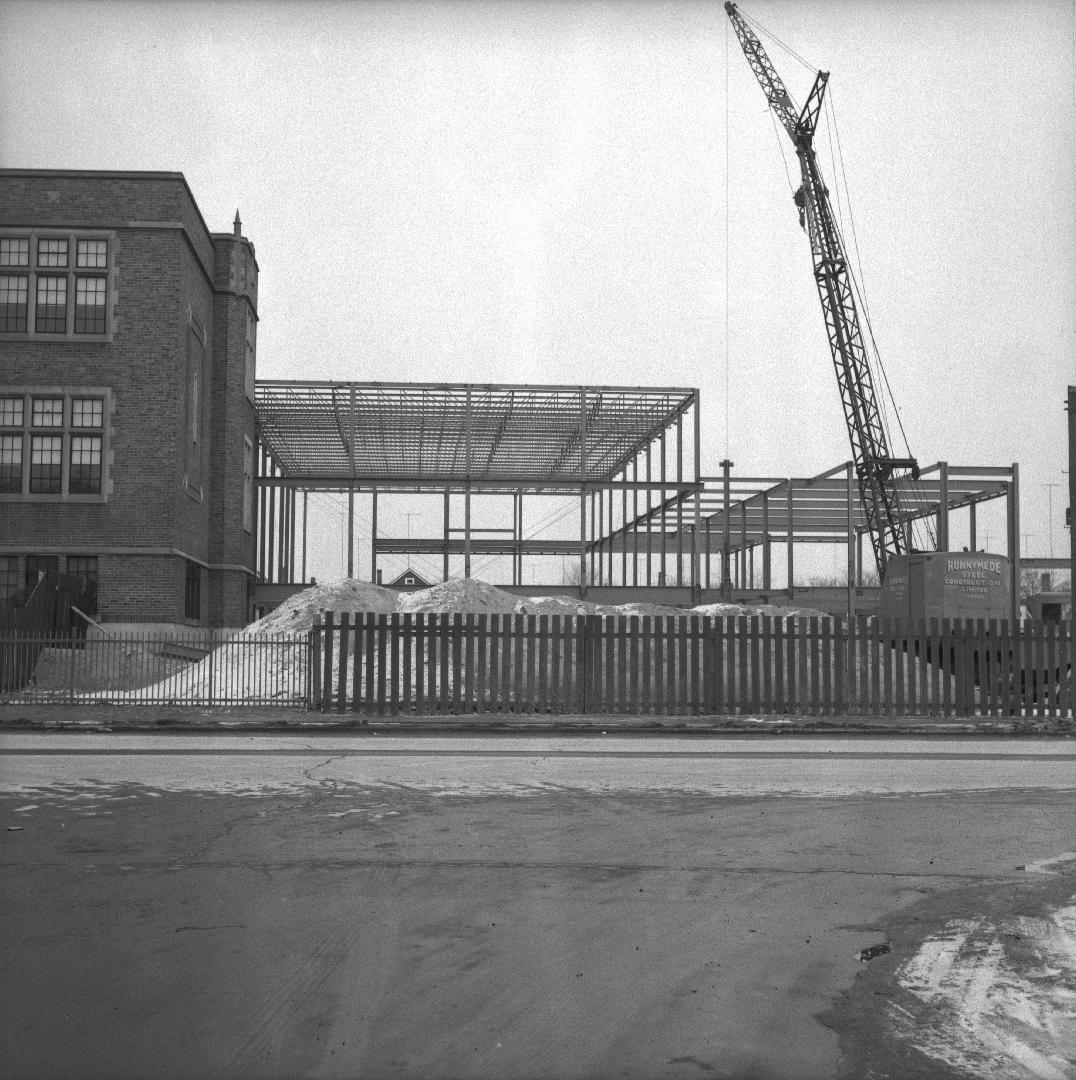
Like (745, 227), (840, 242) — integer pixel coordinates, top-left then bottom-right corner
(1, 702), (1071, 736)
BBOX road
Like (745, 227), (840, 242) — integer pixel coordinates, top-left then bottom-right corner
(2, 732), (1075, 1080)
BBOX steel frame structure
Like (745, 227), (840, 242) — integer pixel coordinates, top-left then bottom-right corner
(254, 380), (702, 591)
(607, 460), (1019, 620)
(252, 380), (1019, 618)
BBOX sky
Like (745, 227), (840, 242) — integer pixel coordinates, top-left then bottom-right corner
(1, 0), (1073, 585)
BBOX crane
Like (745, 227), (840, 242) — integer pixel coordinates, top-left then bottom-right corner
(724, 1), (919, 577)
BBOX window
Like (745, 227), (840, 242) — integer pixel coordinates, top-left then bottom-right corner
(0, 276), (28, 332)
(69, 436), (102, 493)
(74, 277), (107, 334)
(35, 276), (67, 333)
(25, 555), (58, 595)
(0, 238), (29, 267)
(403, 576), (415, 585)
(0, 232), (111, 337)
(0, 556), (18, 601)
(37, 238), (68, 267)
(67, 555), (98, 584)
(29, 435), (62, 493)
(185, 561), (201, 621)
(0, 435), (21, 492)
(67, 556), (99, 615)
(0, 390), (108, 499)
(32, 397), (64, 427)
(245, 310), (257, 401)
(242, 436), (253, 533)
(76, 240), (107, 268)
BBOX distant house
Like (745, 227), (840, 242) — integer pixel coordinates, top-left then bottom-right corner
(388, 567), (431, 589)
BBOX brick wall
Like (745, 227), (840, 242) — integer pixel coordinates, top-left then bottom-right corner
(0, 171), (256, 627)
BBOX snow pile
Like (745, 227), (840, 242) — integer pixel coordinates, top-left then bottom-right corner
(250, 579), (397, 635)
(70, 577), (832, 705)
(243, 576), (833, 634)
(693, 601), (831, 620)
(397, 578), (519, 616)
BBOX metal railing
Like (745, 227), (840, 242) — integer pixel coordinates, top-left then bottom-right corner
(0, 631), (308, 706)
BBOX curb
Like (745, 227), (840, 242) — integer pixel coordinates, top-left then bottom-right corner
(1, 705), (1072, 738)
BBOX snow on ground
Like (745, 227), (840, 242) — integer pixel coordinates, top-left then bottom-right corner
(58, 577), (832, 704)
(254, 577), (832, 633)
(249, 579), (398, 634)
(890, 867), (1076, 1079)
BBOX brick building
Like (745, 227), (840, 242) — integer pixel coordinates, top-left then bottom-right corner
(0, 170), (258, 628)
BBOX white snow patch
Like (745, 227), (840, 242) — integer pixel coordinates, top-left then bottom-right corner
(1024, 853), (1076, 875)
(891, 897), (1076, 1079)
(65, 577), (831, 705)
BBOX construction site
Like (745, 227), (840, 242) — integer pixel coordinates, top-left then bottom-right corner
(1, 2), (1071, 717)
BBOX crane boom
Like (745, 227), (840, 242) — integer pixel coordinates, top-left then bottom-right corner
(725, 2), (915, 575)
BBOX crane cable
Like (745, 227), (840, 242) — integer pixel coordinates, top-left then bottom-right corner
(738, 7), (816, 74)
(822, 91), (937, 552)
(724, 11), (731, 461)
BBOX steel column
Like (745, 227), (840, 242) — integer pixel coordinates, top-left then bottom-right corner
(846, 462), (855, 621)
(464, 483), (471, 579)
(938, 460), (949, 552)
(1008, 463), (1020, 626)
(660, 430), (667, 585)
(720, 459), (733, 599)
(443, 490), (450, 581)
(786, 479), (795, 598)
(762, 491), (771, 590)
(676, 414), (683, 585)
(267, 457), (276, 584)
(347, 482), (354, 579)
(646, 444), (653, 584)
(301, 490), (308, 583)
(370, 489), (378, 583)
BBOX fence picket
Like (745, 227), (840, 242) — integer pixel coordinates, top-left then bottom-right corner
(373, 614), (386, 715)
(322, 612), (336, 714)
(1043, 621), (1057, 718)
(1032, 622), (1041, 721)
(626, 616), (639, 713)
(1058, 621), (1071, 718)
(336, 613), (351, 713)
(701, 617), (714, 714)
(665, 617), (677, 715)
(357, 614), (369, 713)
(639, 616), (652, 714)
(311, 620), (323, 709)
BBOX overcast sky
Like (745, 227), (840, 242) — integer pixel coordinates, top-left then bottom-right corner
(2, 0), (1073, 583)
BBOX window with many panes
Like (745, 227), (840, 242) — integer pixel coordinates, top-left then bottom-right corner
(185, 560), (201, 621)
(0, 232), (112, 337)
(25, 555), (58, 595)
(67, 555), (99, 615)
(0, 390), (108, 499)
(0, 556), (18, 602)
(243, 436), (253, 533)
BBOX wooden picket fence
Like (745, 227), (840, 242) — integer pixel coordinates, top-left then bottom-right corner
(310, 612), (1073, 719)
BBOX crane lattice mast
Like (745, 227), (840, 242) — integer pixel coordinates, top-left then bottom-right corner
(725, 2), (917, 575)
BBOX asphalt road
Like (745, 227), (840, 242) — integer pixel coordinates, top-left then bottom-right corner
(2, 732), (1075, 1080)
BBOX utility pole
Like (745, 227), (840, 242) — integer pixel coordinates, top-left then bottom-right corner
(1042, 483), (1060, 559)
